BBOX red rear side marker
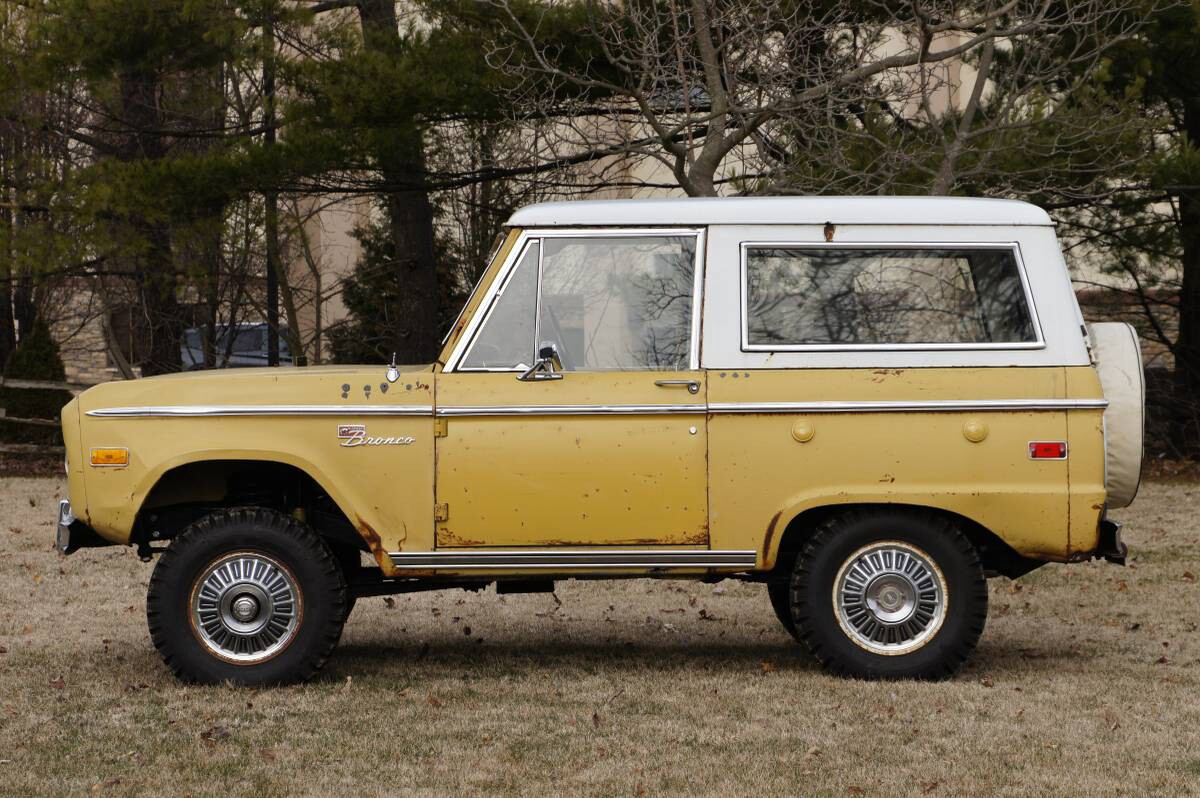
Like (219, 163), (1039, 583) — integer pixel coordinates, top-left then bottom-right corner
(1029, 441), (1068, 459)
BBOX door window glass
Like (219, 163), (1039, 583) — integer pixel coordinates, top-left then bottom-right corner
(538, 236), (696, 371)
(461, 242), (540, 369)
(744, 247), (1036, 347)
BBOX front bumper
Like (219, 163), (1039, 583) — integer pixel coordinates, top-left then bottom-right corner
(56, 500), (110, 555)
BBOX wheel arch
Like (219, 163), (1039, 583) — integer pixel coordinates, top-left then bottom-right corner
(766, 502), (1045, 580)
(133, 454), (381, 568)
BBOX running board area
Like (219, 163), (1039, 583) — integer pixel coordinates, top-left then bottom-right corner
(385, 549), (758, 571)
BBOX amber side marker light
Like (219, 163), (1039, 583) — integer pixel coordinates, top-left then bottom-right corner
(90, 448), (129, 466)
(1029, 441), (1067, 460)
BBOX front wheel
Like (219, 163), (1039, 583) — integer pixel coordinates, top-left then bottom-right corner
(147, 508), (348, 685)
(791, 510), (987, 680)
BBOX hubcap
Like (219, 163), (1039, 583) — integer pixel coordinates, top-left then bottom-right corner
(189, 552), (302, 664)
(833, 541), (947, 655)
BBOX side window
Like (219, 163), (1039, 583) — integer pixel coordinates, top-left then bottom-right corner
(461, 242), (540, 369)
(744, 246), (1037, 348)
(538, 236), (696, 370)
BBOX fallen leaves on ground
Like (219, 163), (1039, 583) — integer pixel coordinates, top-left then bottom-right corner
(199, 725), (230, 746)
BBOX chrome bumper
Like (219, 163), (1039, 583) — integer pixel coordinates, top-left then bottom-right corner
(55, 500), (75, 554)
(56, 499), (109, 555)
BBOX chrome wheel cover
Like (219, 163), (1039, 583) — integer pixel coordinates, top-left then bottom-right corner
(189, 552), (302, 664)
(833, 541), (947, 656)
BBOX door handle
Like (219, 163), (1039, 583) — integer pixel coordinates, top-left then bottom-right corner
(655, 379), (700, 394)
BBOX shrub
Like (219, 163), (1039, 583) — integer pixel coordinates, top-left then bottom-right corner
(2, 320), (73, 423)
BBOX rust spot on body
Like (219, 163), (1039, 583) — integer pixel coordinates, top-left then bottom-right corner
(662, 526), (709, 545)
(355, 515), (391, 572)
(763, 509), (784, 558)
(437, 528), (486, 547)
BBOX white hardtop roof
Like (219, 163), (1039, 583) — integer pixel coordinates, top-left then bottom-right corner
(506, 196), (1052, 228)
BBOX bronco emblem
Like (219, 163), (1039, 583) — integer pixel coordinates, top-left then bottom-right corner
(337, 424), (415, 447)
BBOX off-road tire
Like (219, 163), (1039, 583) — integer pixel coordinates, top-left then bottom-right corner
(791, 509), (987, 680)
(147, 508), (348, 685)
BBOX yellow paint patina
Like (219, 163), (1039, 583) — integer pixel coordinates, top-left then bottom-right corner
(62, 222), (1114, 579)
(68, 365), (436, 577)
(707, 367), (1094, 567)
(1064, 365), (1107, 556)
(434, 371), (708, 547)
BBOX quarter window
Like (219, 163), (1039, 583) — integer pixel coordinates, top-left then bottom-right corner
(744, 246), (1037, 348)
(460, 242), (539, 369)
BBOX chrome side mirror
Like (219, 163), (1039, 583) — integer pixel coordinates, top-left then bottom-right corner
(518, 342), (564, 381)
(385, 352), (400, 383)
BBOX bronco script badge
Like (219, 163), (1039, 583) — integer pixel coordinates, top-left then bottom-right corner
(337, 424), (415, 447)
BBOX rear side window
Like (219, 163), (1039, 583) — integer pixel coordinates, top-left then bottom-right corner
(743, 246), (1038, 349)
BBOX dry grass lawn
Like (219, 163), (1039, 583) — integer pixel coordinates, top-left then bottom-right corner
(1, 477), (1199, 796)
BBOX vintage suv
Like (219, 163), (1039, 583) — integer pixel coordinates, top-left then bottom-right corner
(56, 197), (1145, 684)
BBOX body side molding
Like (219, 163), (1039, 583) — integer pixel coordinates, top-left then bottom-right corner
(87, 398), (1107, 419)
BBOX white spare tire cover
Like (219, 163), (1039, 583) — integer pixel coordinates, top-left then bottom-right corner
(1087, 322), (1145, 508)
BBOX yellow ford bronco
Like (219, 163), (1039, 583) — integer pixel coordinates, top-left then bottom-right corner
(57, 197), (1144, 683)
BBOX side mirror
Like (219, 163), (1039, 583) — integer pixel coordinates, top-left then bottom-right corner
(518, 342), (564, 382)
(538, 342), (563, 372)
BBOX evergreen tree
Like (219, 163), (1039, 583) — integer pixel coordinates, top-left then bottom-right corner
(1, 320), (72, 421)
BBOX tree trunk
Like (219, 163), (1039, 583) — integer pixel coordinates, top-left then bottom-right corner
(357, 0), (439, 363)
(116, 68), (181, 376)
(0, 144), (15, 368)
(1171, 97), (1200, 455)
(1173, 190), (1200, 454)
(138, 221), (183, 376)
(261, 14), (304, 366)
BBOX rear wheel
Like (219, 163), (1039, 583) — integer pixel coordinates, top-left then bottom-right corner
(147, 508), (348, 685)
(791, 509), (987, 680)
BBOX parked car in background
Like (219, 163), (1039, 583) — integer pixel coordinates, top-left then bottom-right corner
(57, 197), (1144, 685)
(180, 323), (292, 369)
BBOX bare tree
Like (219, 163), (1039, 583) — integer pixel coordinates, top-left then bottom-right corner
(487, 0), (1153, 199)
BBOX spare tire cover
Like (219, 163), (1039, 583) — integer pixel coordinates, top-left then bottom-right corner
(1087, 322), (1145, 509)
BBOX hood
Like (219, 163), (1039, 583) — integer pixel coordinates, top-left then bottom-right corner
(77, 364), (436, 415)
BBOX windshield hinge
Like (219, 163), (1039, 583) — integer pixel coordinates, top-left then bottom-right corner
(434, 418), (448, 437)
(434, 503), (449, 522)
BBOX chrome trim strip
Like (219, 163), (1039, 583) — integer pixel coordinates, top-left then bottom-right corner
(386, 549), (758, 570)
(436, 404), (706, 417)
(87, 398), (1106, 419)
(738, 241), (1047, 353)
(86, 405), (434, 418)
(690, 231), (706, 369)
(706, 399), (1108, 414)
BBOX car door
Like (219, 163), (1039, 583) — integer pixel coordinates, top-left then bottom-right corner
(435, 229), (709, 549)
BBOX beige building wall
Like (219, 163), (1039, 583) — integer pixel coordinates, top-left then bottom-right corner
(285, 195), (373, 364)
